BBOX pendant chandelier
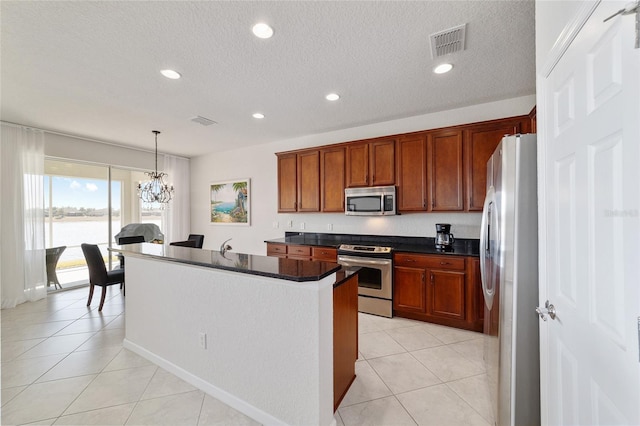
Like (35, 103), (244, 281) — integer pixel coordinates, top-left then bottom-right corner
(137, 130), (174, 208)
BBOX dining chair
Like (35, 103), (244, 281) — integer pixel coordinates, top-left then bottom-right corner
(115, 234), (145, 274)
(187, 234), (204, 248)
(81, 243), (124, 311)
(45, 246), (66, 290)
(117, 235), (145, 245)
(169, 239), (198, 247)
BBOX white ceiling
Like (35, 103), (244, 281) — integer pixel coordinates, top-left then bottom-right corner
(1, 1), (535, 158)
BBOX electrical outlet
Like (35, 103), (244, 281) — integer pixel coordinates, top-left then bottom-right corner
(199, 332), (207, 349)
(287, 220), (293, 228)
(327, 223), (333, 231)
(300, 222), (306, 230)
(272, 221), (279, 229)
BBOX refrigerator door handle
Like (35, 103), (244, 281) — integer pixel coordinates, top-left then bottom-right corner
(480, 185), (496, 310)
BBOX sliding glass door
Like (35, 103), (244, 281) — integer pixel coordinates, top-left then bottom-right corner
(44, 159), (162, 291)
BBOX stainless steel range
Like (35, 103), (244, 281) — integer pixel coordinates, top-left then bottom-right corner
(337, 244), (393, 317)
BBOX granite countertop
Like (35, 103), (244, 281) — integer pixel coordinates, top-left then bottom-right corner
(265, 232), (480, 257)
(110, 243), (341, 282)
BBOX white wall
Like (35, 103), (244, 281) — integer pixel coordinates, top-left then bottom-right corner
(44, 131), (161, 171)
(535, 0), (598, 74)
(191, 95), (536, 254)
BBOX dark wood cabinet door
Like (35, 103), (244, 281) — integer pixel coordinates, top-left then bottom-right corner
(370, 139), (395, 186)
(393, 266), (427, 314)
(266, 243), (287, 258)
(346, 143), (369, 187)
(427, 269), (466, 320)
(465, 119), (525, 211)
(396, 135), (428, 211)
(297, 150), (320, 212)
(429, 130), (464, 211)
(277, 153), (297, 212)
(468, 257), (485, 325)
(287, 244), (311, 260)
(320, 147), (345, 212)
(311, 246), (338, 262)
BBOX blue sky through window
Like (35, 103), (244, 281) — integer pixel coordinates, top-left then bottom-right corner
(45, 176), (121, 209)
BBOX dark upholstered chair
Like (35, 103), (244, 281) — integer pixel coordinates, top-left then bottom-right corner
(81, 243), (124, 311)
(169, 239), (198, 247)
(117, 235), (145, 245)
(45, 246), (66, 290)
(187, 234), (204, 248)
(115, 234), (145, 273)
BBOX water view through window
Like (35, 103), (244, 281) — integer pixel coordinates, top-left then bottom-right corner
(44, 159), (162, 291)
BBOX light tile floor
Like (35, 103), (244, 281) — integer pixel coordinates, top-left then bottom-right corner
(2, 286), (494, 425)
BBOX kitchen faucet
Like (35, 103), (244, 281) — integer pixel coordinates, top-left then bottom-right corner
(220, 238), (232, 255)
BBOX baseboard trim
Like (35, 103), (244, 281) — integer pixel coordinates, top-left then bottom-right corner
(122, 338), (287, 426)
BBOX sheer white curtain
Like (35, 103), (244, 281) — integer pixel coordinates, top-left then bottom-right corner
(1, 123), (47, 309)
(163, 154), (191, 245)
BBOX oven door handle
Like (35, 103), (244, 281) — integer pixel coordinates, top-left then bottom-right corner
(337, 255), (391, 267)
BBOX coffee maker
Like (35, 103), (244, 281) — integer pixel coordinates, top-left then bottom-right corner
(435, 223), (455, 250)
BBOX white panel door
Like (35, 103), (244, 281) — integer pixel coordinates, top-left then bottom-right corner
(540, 1), (640, 424)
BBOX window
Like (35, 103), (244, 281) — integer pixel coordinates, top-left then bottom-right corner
(44, 159), (163, 291)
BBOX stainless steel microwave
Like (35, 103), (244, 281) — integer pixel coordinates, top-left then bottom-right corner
(345, 186), (396, 216)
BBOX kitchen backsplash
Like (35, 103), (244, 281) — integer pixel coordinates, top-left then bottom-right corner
(273, 212), (482, 240)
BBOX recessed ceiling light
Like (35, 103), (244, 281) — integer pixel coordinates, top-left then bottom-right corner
(325, 93), (340, 101)
(433, 63), (453, 74)
(252, 23), (274, 39)
(252, 113), (265, 119)
(160, 69), (181, 79)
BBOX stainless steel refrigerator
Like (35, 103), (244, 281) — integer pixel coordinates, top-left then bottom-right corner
(480, 134), (540, 426)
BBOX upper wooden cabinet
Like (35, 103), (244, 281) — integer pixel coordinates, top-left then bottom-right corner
(396, 134), (428, 211)
(320, 147), (345, 212)
(465, 118), (530, 211)
(346, 139), (395, 187)
(276, 113), (533, 214)
(429, 130), (464, 211)
(297, 151), (320, 212)
(277, 151), (320, 213)
(277, 153), (297, 212)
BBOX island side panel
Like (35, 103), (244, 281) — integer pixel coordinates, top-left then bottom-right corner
(333, 273), (358, 410)
(123, 255), (335, 426)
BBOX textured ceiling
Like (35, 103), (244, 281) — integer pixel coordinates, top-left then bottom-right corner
(1, 1), (535, 158)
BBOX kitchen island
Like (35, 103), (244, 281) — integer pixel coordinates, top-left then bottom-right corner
(111, 243), (355, 426)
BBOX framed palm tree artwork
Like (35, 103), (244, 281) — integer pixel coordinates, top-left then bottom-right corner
(210, 178), (250, 225)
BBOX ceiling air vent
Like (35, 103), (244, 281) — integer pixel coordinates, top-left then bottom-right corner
(430, 24), (467, 59)
(190, 116), (217, 126)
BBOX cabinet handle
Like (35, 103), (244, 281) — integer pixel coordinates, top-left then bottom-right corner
(422, 273), (425, 283)
(405, 258), (415, 262)
(440, 261), (450, 265)
(430, 273), (434, 284)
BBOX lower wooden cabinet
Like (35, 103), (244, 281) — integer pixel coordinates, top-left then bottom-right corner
(393, 266), (427, 314)
(393, 252), (483, 332)
(428, 269), (465, 320)
(266, 243), (337, 262)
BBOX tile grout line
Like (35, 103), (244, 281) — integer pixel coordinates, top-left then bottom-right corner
(42, 317), (123, 423)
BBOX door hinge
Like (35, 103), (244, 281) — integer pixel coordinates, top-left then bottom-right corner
(637, 316), (640, 362)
